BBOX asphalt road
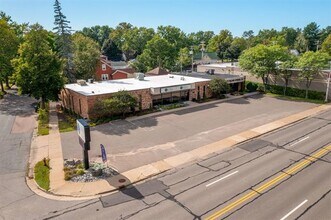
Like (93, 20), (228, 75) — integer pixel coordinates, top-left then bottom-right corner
(42, 105), (331, 219)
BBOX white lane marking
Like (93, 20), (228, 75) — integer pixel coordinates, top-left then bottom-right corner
(280, 199), (308, 220)
(206, 171), (239, 187)
(289, 136), (310, 147)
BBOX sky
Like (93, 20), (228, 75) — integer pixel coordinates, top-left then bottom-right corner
(1, 0), (330, 36)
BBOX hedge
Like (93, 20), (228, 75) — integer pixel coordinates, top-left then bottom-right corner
(245, 81), (325, 100)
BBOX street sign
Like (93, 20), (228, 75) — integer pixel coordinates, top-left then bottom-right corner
(100, 144), (107, 163)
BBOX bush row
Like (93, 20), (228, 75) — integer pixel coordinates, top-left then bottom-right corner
(245, 81), (325, 100)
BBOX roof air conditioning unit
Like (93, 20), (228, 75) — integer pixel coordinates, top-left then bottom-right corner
(87, 79), (94, 83)
(77, 79), (87, 86)
(136, 72), (145, 81)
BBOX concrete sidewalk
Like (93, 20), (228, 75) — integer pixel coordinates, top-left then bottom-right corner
(27, 98), (331, 201)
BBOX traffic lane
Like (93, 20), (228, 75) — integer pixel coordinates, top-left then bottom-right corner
(175, 118), (331, 217)
(298, 188), (331, 220)
(260, 115), (329, 148)
(226, 151), (331, 220)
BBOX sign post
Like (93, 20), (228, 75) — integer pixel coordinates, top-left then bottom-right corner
(77, 119), (91, 169)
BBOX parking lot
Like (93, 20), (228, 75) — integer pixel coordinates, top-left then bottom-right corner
(61, 94), (318, 172)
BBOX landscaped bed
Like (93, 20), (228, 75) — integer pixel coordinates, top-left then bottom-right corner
(63, 159), (118, 182)
(34, 158), (50, 191)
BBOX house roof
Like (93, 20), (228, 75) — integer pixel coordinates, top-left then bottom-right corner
(146, 67), (170, 75)
(194, 52), (219, 60)
(65, 74), (209, 96)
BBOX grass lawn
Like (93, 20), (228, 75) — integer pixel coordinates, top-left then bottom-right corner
(57, 110), (77, 133)
(34, 159), (50, 191)
(267, 93), (326, 104)
(37, 105), (49, 136)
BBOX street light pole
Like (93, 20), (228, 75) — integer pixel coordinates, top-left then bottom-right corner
(325, 61), (331, 102)
(189, 46), (194, 73)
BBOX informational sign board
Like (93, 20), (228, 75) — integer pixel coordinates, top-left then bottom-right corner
(160, 84), (192, 94)
(77, 119), (91, 143)
(77, 119), (91, 169)
(100, 144), (107, 163)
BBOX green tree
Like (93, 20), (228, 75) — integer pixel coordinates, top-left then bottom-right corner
(281, 27), (299, 48)
(207, 29), (233, 53)
(209, 78), (231, 98)
(242, 30), (255, 48)
(0, 19), (19, 93)
(121, 27), (155, 59)
(321, 34), (331, 56)
(72, 33), (100, 79)
(227, 37), (247, 62)
(157, 25), (188, 52)
(80, 25), (113, 47)
(295, 32), (308, 53)
(303, 22), (320, 51)
(101, 38), (122, 61)
(96, 91), (137, 118)
(133, 35), (176, 72)
(53, 0), (73, 82)
(296, 51), (329, 98)
(110, 22), (133, 59)
(12, 24), (64, 109)
(278, 55), (298, 95)
(177, 47), (191, 72)
(239, 44), (289, 86)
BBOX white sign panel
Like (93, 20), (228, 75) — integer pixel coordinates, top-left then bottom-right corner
(77, 120), (86, 141)
(160, 84), (192, 93)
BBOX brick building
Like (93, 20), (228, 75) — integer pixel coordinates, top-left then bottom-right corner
(95, 55), (135, 81)
(61, 73), (245, 119)
(61, 74), (211, 118)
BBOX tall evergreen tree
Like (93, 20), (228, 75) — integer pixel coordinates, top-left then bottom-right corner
(53, 0), (74, 82)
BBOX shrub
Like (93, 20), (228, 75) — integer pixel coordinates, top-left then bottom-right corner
(246, 81), (259, 92)
(257, 84), (266, 93)
(209, 78), (231, 98)
(76, 169), (85, 175)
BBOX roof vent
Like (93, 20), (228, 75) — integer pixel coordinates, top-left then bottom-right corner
(180, 77), (185, 81)
(135, 72), (145, 81)
(77, 79), (87, 86)
(169, 75), (174, 78)
(88, 79), (94, 83)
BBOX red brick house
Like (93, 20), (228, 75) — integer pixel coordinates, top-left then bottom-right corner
(95, 55), (135, 81)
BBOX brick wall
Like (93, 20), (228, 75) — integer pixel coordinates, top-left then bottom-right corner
(61, 87), (153, 119)
(189, 81), (212, 100)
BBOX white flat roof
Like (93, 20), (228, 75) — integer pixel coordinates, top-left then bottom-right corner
(65, 74), (210, 96)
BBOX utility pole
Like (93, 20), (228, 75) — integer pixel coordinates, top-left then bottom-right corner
(325, 61), (331, 102)
(190, 46), (194, 73)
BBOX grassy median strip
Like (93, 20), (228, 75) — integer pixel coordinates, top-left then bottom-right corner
(34, 159), (50, 191)
(37, 104), (49, 136)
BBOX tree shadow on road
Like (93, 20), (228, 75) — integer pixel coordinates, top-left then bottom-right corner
(92, 116), (158, 136)
(0, 92), (36, 117)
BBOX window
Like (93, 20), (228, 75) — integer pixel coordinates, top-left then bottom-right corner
(102, 64), (106, 71)
(101, 74), (109, 80)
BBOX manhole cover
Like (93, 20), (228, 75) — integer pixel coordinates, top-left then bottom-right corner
(119, 179), (126, 183)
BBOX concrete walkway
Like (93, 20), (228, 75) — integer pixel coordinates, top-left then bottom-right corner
(27, 97), (331, 201)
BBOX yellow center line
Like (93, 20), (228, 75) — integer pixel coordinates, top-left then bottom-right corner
(207, 191), (257, 220)
(205, 146), (330, 220)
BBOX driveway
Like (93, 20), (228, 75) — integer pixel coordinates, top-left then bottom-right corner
(61, 94), (319, 172)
